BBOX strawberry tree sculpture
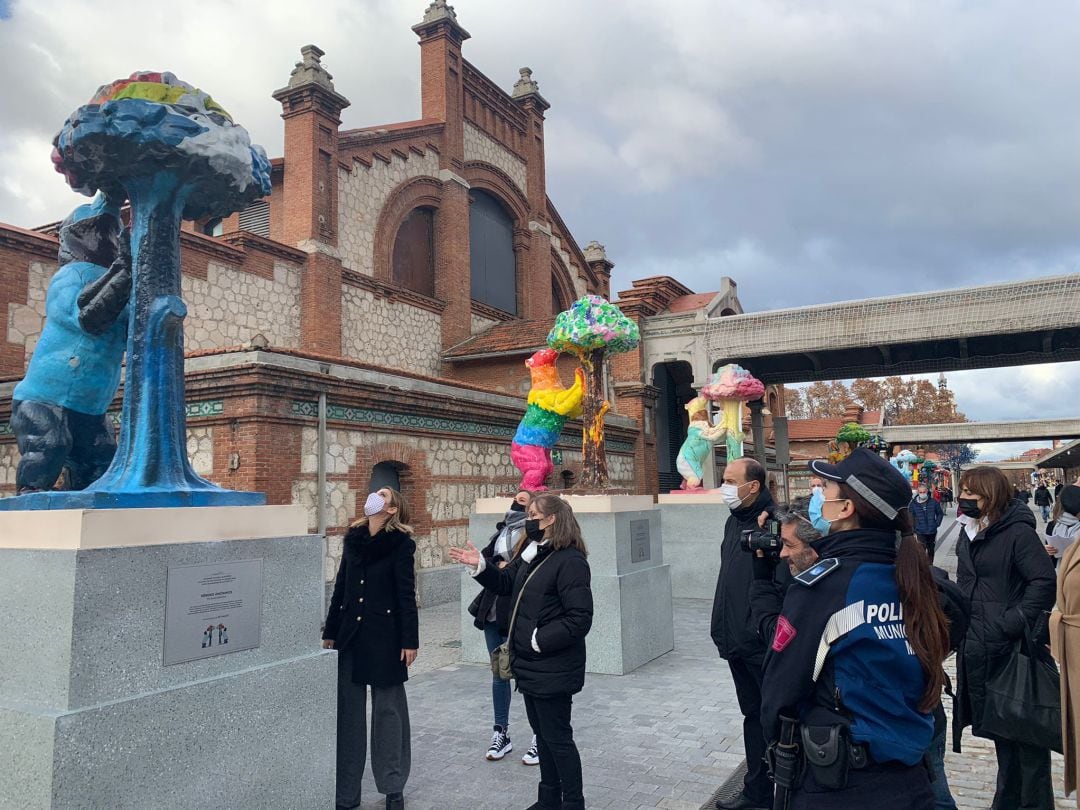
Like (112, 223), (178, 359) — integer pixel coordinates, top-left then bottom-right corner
(50, 71), (271, 505)
(547, 295), (639, 489)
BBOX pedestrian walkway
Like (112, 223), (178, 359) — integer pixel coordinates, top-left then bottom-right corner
(348, 516), (1072, 809)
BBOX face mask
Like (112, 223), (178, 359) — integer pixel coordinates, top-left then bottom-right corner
(811, 486), (823, 497)
(364, 492), (386, 517)
(720, 482), (746, 508)
(917, 493), (928, 502)
(525, 518), (545, 541)
(958, 498), (982, 519)
(509, 501), (526, 513)
(808, 489), (832, 535)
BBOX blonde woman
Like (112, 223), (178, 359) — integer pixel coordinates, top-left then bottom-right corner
(323, 487), (418, 810)
(451, 493), (593, 810)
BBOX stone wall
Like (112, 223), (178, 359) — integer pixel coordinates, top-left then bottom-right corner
(464, 122), (528, 197)
(470, 313), (499, 335)
(182, 261), (301, 350)
(550, 234), (587, 297)
(340, 286), (442, 376)
(294, 426), (520, 582)
(6, 261), (56, 364)
(186, 427), (215, 478)
(338, 149), (441, 275)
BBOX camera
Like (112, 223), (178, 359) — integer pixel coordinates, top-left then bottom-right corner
(741, 519), (782, 554)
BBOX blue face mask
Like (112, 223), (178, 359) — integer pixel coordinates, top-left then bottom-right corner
(808, 489), (832, 535)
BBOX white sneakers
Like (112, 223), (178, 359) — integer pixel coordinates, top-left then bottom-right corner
(521, 735), (539, 766)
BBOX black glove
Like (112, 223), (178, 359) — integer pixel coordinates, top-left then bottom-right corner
(78, 226), (132, 335)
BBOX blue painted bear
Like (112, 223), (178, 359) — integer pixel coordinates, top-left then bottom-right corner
(11, 194), (130, 491)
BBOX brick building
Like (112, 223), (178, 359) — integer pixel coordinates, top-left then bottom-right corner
(0, 2), (645, 590)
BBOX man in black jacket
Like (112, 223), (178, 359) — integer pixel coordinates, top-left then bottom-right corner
(1034, 482), (1054, 521)
(711, 457), (777, 810)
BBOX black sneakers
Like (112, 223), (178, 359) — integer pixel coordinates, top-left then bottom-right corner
(486, 726), (513, 760)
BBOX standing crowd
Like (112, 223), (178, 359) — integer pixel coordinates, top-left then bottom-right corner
(320, 460), (1080, 810)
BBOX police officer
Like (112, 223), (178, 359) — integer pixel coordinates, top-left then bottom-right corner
(757, 449), (951, 809)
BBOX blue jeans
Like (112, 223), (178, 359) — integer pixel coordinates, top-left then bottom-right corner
(927, 727), (956, 809)
(1041, 504), (1051, 521)
(484, 622), (512, 730)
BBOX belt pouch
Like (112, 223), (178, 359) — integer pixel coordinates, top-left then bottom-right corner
(801, 724), (849, 790)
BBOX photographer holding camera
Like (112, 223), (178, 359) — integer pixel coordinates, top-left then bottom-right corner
(756, 449), (952, 809)
(711, 457), (782, 810)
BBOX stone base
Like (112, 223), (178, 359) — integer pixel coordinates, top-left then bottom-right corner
(416, 563), (461, 607)
(0, 506), (335, 809)
(463, 494), (674, 675)
(656, 496), (729, 599)
(0, 487), (266, 511)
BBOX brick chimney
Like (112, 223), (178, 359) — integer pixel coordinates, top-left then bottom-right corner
(843, 402), (864, 424)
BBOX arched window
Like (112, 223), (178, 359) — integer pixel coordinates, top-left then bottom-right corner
(369, 461), (402, 494)
(469, 189), (517, 315)
(391, 207), (435, 297)
(201, 218), (223, 237)
(552, 277), (566, 315)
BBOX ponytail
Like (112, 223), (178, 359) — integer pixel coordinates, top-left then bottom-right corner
(838, 484), (951, 712)
(894, 509), (950, 712)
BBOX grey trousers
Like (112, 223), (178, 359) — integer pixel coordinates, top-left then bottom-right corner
(336, 646), (411, 808)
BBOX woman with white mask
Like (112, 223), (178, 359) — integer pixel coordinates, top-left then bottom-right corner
(323, 487), (418, 810)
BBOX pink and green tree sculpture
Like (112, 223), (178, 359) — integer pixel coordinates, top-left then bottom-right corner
(547, 295), (639, 489)
(700, 364), (765, 462)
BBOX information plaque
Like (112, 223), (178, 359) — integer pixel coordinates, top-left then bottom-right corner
(164, 559), (264, 666)
(630, 519), (652, 563)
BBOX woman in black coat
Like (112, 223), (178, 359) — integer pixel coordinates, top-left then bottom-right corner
(468, 488), (539, 763)
(451, 493), (593, 810)
(323, 487), (419, 810)
(954, 467), (1057, 810)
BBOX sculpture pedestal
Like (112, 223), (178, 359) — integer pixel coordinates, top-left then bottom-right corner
(657, 492), (731, 599)
(0, 505), (336, 809)
(462, 495), (674, 675)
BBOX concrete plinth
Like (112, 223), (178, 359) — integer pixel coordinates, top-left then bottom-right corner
(0, 505), (336, 810)
(461, 495), (674, 675)
(656, 492), (729, 600)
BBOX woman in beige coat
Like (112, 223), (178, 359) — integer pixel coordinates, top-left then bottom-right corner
(1051, 538), (1080, 805)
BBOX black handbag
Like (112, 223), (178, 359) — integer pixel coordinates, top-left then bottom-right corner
(980, 620), (1063, 754)
(466, 590), (483, 618)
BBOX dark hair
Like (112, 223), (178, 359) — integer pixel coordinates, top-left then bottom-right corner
(775, 496), (821, 544)
(732, 458), (767, 489)
(959, 467), (1013, 526)
(837, 482), (950, 712)
(531, 494), (588, 556)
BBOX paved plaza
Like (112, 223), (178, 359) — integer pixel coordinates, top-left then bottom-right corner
(351, 507), (1073, 810)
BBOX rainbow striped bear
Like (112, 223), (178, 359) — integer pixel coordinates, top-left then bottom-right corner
(511, 349), (584, 490)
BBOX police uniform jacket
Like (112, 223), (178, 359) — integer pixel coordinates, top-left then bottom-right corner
(711, 488), (777, 662)
(323, 524), (419, 687)
(954, 498), (1055, 750)
(759, 528), (934, 767)
(475, 543), (593, 697)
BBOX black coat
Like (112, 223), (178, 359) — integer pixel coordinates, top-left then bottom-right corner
(953, 499), (1056, 750)
(1034, 486), (1053, 506)
(470, 523), (524, 634)
(475, 543), (593, 697)
(711, 489), (778, 662)
(323, 525), (419, 687)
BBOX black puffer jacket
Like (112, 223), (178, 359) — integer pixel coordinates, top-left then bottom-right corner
(323, 525), (419, 687)
(953, 499), (1056, 751)
(470, 523), (524, 634)
(711, 489), (777, 662)
(475, 543), (593, 697)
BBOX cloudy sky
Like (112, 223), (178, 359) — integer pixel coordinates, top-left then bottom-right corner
(1, 0), (1077, 460)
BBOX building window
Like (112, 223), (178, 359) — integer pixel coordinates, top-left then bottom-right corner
(392, 207), (435, 297)
(469, 189), (517, 315)
(201, 218), (223, 237)
(552, 277), (566, 314)
(238, 200), (270, 238)
(369, 461), (402, 494)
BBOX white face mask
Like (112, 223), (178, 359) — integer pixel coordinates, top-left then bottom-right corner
(364, 492), (387, 517)
(917, 493), (928, 502)
(720, 482), (746, 508)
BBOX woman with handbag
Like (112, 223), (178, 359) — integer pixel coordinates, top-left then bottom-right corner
(466, 488), (542, 764)
(323, 487), (419, 810)
(450, 493), (593, 810)
(1051, 486), (1080, 807)
(954, 466), (1057, 810)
